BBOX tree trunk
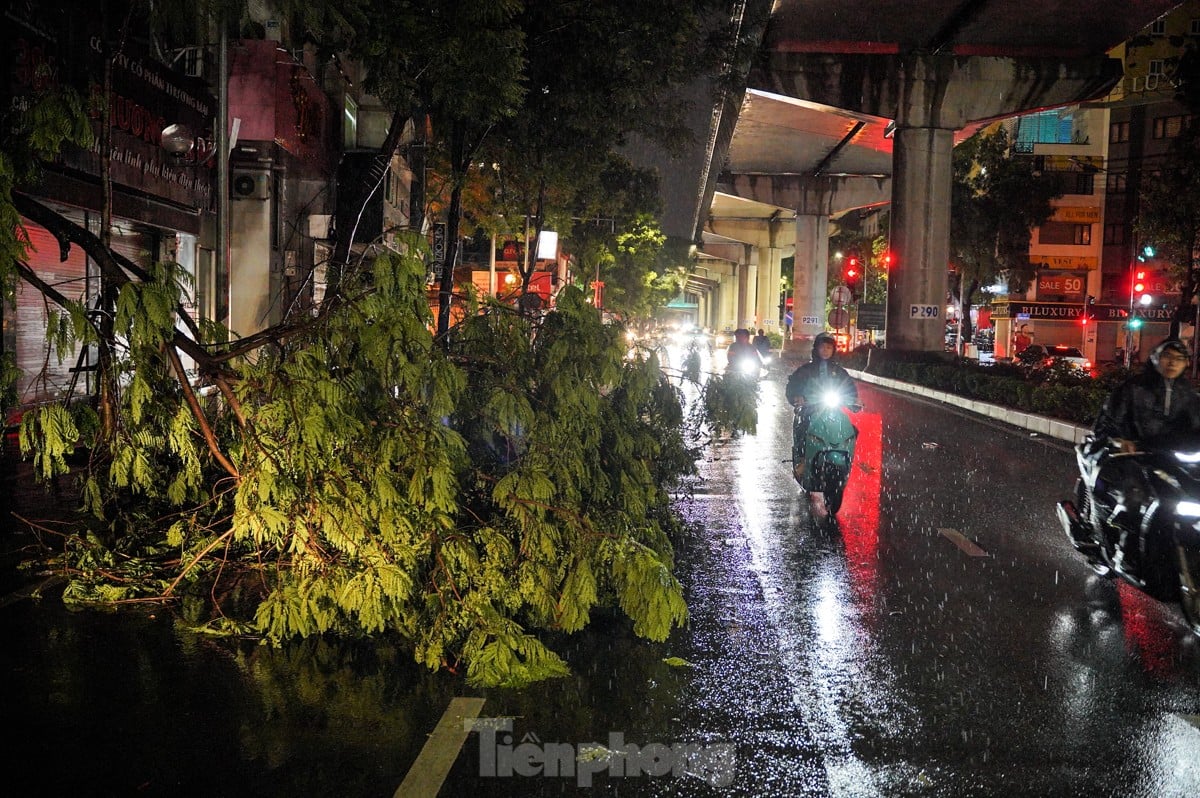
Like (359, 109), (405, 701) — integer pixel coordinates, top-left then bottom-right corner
(329, 110), (411, 296)
(436, 120), (466, 338)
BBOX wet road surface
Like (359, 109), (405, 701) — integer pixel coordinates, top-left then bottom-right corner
(3, 356), (1200, 796)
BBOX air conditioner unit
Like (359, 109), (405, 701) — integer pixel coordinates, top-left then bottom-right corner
(231, 169), (269, 200)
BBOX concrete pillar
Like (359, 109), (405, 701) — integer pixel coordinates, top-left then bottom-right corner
(718, 269), (737, 331)
(791, 212), (830, 352)
(756, 239), (782, 333)
(742, 244), (758, 329)
(887, 124), (954, 352)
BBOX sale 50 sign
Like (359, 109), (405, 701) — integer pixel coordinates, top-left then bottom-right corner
(1036, 272), (1086, 297)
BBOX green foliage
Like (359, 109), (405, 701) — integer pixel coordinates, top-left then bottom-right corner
(32, 242), (702, 688)
(698, 373), (759, 438)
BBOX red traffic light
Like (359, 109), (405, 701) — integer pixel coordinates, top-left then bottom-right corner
(881, 252), (894, 268)
(1133, 270), (1147, 293)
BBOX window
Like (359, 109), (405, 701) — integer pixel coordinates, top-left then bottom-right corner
(1191, 18), (1200, 35)
(343, 95), (358, 149)
(1153, 114), (1191, 138)
(1149, 59), (1165, 77)
(1014, 110), (1074, 146)
(1106, 172), (1127, 193)
(1072, 173), (1095, 195)
(1040, 222), (1092, 246)
(1151, 18), (1166, 35)
(1104, 224), (1126, 245)
(1110, 121), (1130, 143)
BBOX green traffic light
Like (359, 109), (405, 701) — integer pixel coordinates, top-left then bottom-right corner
(1129, 317), (1143, 330)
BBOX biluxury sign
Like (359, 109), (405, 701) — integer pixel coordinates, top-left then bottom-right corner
(992, 301), (1174, 322)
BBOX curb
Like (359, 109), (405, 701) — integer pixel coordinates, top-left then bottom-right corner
(847, 368), (1091, 445)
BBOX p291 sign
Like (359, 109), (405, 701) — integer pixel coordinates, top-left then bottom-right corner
(909, 304), (940, 319)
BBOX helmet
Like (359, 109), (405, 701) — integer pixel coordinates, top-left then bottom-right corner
(1149, 338), (1191, 367)
(812, 332), (836, 359)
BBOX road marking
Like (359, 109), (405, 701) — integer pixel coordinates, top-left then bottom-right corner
(938, 528), (989, 557)
(394, 696), (487, 798)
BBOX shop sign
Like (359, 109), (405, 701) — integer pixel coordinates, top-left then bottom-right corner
(992, 301), (1174, 322)
(1050, 206), (1101, 223)
(1030, 255), (1097, 270)
(1036, 272), (1086, 297)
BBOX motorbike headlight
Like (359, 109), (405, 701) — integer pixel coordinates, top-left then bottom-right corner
(1176, 500), (1200, 518)
(738, 359), (759, 375)
(1176, 450), (1200, 464)
(821, 389), (842, 408)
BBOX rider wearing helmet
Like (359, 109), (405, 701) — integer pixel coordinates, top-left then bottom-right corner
(785, 332), (858, 409)
(726, 328), (762, 376)
(1093, 338), (1200, 453)
(786, 333), (859, 518)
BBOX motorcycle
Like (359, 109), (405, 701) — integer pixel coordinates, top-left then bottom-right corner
(792, 387), (860, 517)
(1056, 434), (1200, 637)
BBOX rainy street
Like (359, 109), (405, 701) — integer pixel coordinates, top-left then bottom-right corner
(4, 355), (1200, 797)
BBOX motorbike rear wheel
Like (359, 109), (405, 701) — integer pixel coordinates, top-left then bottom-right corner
(1177, 545), (1200, 637)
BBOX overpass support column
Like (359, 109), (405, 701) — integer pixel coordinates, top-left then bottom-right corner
(790, 212), (830, 353)
(718, 269), (737, 331)
(756, 226), (782, 333)
(888, 122), (954, 351)
(739, 245), (759, 329)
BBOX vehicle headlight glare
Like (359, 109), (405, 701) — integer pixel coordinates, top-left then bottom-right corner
(821, 389), (842, 408)
(1176, 500), (1200, 518)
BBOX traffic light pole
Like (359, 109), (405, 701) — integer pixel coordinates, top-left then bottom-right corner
(1126, 262), (1135, 369)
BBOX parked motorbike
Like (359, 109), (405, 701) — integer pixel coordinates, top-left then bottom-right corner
(792, 388), (860, 517)
(1056, 435), (1200, 637)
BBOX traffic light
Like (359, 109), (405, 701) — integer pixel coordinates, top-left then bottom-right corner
(844, 256), (861, 297)
(1080, 295), (1095, 326)
(1129, 314), (1144, 330)
(1133, 270), (1153, 306)
(881, 251), (894, 269)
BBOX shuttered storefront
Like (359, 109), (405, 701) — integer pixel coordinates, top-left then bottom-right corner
(12, 215), (156, 405)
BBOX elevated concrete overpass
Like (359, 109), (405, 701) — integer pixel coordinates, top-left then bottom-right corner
(686, 0), (1185, 352)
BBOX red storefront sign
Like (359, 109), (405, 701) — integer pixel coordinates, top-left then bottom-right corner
(1036, 272), (1086, 297)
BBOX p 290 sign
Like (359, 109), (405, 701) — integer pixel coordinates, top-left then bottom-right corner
(909, 304), (940, 319)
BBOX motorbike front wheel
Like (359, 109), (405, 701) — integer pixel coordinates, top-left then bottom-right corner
(812, 451), (851, 515)
(1177, 544), (1200, 637)
(1072, 479), (1114, 578)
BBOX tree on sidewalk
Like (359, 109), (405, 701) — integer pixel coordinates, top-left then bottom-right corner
(949, 127), (1060, 350)
(2, 0), (753, 687)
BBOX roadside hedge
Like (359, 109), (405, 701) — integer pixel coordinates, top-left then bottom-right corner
(842, 347), (1118, 426)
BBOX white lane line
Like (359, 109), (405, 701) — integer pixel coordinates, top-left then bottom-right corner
(938, 528), (989, 558)
(394, 696), (487, 798)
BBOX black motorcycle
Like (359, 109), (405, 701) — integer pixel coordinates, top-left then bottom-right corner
(1057, 434), (1200, 636)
